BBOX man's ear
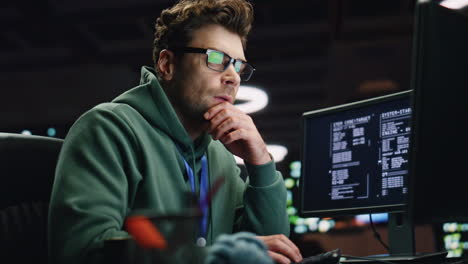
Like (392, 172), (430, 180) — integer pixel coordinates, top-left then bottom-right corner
(157, 49), (176, 81)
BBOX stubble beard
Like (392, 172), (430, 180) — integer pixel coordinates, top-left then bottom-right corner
(167, 78), (210, 133)
(179, 95), (208, 124)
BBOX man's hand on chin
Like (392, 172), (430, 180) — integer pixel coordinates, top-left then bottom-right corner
(256, 235), (303, 264)
(204, 102), (271, 165)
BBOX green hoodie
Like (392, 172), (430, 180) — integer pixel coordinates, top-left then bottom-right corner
(48, 66), (289, 264)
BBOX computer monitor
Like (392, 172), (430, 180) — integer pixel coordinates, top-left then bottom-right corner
(408, 0), (468, 224)
(407, 1), (468, 257)
(300, 90), (412, 217)
(300, 90), (417, 259)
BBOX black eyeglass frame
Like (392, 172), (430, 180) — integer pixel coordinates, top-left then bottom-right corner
(171, 47), (256, 81)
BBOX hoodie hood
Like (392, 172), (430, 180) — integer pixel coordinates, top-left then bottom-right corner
(112, 66), (211, 160)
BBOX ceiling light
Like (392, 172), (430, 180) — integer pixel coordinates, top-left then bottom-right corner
(21, 130), (32, 135)
(440, 0), (468, 10)
(235, 85), (269, 114)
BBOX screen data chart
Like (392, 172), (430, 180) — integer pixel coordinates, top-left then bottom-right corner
(301, 92), (411, 216)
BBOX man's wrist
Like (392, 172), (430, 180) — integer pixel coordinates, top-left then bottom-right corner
(245, 150), (272, 166)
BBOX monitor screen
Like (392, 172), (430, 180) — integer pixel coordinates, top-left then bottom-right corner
(300, 90), (412, 217)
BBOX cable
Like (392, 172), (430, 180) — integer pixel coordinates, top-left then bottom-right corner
(369, 214), (390, 251)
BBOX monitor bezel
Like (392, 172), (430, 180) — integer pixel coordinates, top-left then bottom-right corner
(299, 89), (413, 218)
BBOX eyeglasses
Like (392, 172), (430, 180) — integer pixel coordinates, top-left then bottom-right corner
(172, 47), (256, 81)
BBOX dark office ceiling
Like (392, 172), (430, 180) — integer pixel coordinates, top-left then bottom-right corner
(0, 0), (415, 167)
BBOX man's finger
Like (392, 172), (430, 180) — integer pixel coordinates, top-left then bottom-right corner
(204, 101), (234, 120)
(268, 250), (291, 264)
(268, 239), (300, 262)
(257, 235), (302, 263)
(277, 235), (302, 259)
(211, 117), (239, 140)
(219, 128), (248, 145)
(207, 108), (231, 127)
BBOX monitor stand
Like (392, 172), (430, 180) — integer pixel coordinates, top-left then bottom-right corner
(341, 212), (448, 263)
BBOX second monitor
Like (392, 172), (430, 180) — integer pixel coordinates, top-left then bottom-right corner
(300, 90), (412, 217)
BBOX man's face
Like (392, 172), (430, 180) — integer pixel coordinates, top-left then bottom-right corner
(168, 24), (244, 123)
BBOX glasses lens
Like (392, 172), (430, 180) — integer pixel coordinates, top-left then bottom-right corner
(234, 60), (242, 73)
(207, 51), (225, 72)
(239, 63), (254, 81)
(206, 49), (254, 81)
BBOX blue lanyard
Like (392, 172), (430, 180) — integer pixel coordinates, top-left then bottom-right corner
(181, 154), (209, 240)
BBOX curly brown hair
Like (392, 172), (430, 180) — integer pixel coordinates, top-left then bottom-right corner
(153, 0), (254, 77)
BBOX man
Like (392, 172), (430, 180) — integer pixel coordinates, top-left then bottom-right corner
(48, 0), (302, 263)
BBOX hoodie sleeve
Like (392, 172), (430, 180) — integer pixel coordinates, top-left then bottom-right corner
(48, 105), (140, 264)
(235, 160), (290, 237)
